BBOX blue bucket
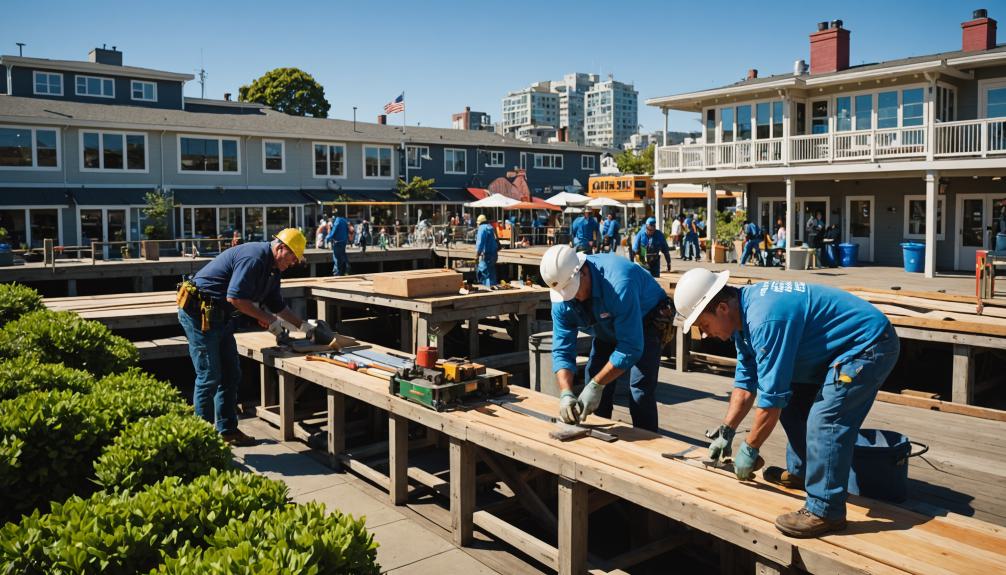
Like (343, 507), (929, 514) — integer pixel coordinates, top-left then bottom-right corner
(838, 243), (859, 267)
(996, 233), (1006, 253)
(848, 429), (928, 502)
(900, 242), (925, 273)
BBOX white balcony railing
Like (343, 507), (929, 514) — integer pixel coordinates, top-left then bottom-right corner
(934, 118), (1006, 158)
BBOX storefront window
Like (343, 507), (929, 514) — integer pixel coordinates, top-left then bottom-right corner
(244, 207), (264, 241)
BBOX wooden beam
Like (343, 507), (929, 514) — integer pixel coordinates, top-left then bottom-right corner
(389, 414), (409, 505)
(335, 453), (390, 491)
(952, 344), (976, 405)
(278, 371), (296, 441)
(450, 437), (475, 547)
(558, 476), (588, 575)
(476, 447), (559, 534)
(875, 392), (1006, 422)
(601, 533), (687, 571)
(327, 390), (345, 470)
(473, 510), (558, 571)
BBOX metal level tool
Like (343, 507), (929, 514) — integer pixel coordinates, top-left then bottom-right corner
(662, 445), (764, 477)
(488, 400), (619, 443)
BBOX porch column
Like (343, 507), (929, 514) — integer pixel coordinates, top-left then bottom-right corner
(781, 92), (791, 166)
(654, 181), (664, 236)
(785, 177), (796, 270)
(706, 182), (717, 262)
(925, 170), (938, 278)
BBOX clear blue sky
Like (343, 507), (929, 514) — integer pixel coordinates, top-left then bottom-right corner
(2, 0), (984, 134)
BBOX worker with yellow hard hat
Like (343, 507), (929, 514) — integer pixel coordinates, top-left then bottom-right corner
(475, 214), (500, 286)
(177, 227), (311, 446)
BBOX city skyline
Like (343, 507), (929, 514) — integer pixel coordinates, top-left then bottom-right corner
(2, 0), (984, 137)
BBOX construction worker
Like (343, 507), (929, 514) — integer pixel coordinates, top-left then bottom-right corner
(631, 217), (672, 277)
(177, 228), (313, 446)
(326, 215), (350, 276)
(475, 214), (499, 286)
(570, 208), (600, 254)
(601, 213), (621, 254)
(541, 244), (673, 432)
(673, 268), (899, 538)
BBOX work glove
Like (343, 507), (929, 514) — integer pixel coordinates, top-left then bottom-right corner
(559, 390), (582, 425)
(734, 441), (759, 481)
(577, 379), (604, 420)
(299, 321), (315, 339)
(707, 424), (736, 463)
(267, 318), (286, 337)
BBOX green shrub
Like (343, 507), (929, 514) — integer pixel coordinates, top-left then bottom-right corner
(87, 368), (190, 441)
(156, 503), (380, 575)
(0, 356), (94, 401)
(0, 283), (43, 327)
(0, 469), (289, 575)
(0, 390), (107, 521)
(0, 310), (138, 376)
(94, 413), (231, 493)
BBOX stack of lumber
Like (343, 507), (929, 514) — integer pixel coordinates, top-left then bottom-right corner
(371, 269), (463, 297)
(843, 286), (1006, 337)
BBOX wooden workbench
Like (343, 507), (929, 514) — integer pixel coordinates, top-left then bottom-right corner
(234, 330), (1006, 575)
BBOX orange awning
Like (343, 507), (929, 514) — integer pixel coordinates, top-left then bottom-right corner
(663, 190), (735, 199)
(467, 187), (490, 200)
(509, 200), (560, 211)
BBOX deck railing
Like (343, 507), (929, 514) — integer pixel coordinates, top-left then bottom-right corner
(934, 118), (1006, 158)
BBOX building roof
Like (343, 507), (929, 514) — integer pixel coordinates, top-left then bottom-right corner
(0, 55), (195, 82)
(0, 95), (605, 152)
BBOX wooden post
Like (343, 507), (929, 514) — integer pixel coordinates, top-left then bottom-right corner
(449, 437), (475, 546)
(327, 390), (345, 470)
(389, 414), (409, 505)
(260, 362), (277, 408)
(674, 326), (690, 373)
(278, 371), (296, 441)
(400, 311), (413, 352)
(952, 344), (975, 405)
(558, 476), (588, 575)
(414, 312), (430, 351)
(516, 312), (530, 351)
(468, 317), (480, 358)
(43, 238), (54, 265)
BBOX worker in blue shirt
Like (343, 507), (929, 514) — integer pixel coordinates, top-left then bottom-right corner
(601, 213), (621, 254)
(326, 215), (350, 276)
(682, 213), (700, 260)
(631, 217), (672, 277)
(570, 208), (600, 254)
(674, 269), (899, 538)
(475, 214), (499, 286)
(740, 219), (764, 266)
(178, 228), (313, 447)
(540, 245), (674, 432)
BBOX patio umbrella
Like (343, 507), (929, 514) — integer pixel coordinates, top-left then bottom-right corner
(544, 191), (590, 207)
(586, 197), (625, 208)
(465, 194), (520, 208)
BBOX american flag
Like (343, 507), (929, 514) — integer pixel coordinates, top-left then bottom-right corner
(384, 93), (405, 114)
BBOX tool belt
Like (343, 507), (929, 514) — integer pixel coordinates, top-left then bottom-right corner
(645, 298), (676, 347)
(176, 279), (228, 333)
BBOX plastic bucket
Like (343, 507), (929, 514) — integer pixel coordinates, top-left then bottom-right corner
(528, 331), (592, 397)
(900, 242), (925, 273)
(996, 233), (1006, 252)
(848, 429), (928, 502)
(788, 247), (809, 270)
(838, 243), (859, 267)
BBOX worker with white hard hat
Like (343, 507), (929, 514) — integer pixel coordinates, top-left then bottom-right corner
(540, 244), (673, 432)
(570, 207), (600, 254)
(630, 217), (672, 277)
(673, 268), (899, 538)
(475, 214), (500, 286)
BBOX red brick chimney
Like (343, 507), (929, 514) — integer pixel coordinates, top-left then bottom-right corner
(558, 126), (568, 142)
(377, 114), (387, 125)
(809, 20), (850, 74)
(962, 9), (997, 52)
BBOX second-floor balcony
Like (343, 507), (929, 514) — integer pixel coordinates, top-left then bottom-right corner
(656, 117), (1006, 174)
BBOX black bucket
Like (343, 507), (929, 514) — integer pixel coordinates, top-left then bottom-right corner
(848, 429), (928, 502)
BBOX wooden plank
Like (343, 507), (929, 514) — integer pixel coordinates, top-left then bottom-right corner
(278, 371), (296, 441)
(558, 476), (588, 575)
(372, 269), (463, 298)
(603, 533), (687, 570)
(476, 447), (559, 534)
(952, 344), (976, 405)
(327, 389), (345, 470)
(389, 414), (409, 505)
(450, 437), (475, 547)
(473, 510), (558, 571)
(335, 453), (390, 490)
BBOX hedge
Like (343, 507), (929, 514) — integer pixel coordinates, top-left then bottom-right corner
(156, 503), (380, 575)
(0, 283), (43, 327)
(94, 413), (232, 493)
(0, 310), (138, 377)
(0, 356), (94, 401)
(87, 369), (190, 442)
(0, 469), (290, 575)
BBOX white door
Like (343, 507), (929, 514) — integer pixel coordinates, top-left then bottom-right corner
(957, 193), (1006, 270)
(845, 196), (874, 262)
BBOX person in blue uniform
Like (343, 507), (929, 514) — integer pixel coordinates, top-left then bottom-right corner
(177, 229), (312, 446)
(570, 208), (600, 254)
(475, 214), (499, 286)
(326, 215), (350, 276)
(674, 269), (900, 538)
(601, 213), (621, 254)
(540, 244), (674, 432)
(631, 217), (672, 277)
(739, 219), (764, 266)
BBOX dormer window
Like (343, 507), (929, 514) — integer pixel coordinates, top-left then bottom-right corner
(33, 71), (63, 96)
(130, 80), (157, 102)
(76, 75), (114, 98)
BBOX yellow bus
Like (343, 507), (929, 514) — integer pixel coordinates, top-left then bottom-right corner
(587, 174), (652, 202)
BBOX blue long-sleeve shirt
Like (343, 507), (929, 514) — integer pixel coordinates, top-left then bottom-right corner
(602, 219), (620, 238)
(326, 217), (349, 243)
(632, 229), (670, 259)
(733, 282), (891, 409)
(475, 223), (498, 259)
(571, 216), (599, 248)
(551, 254), (666, 373)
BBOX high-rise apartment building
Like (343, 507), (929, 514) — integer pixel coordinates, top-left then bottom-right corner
(500, 73), (600, 144)
(451, 107), (493, 131)
(585, 78), (638, 149)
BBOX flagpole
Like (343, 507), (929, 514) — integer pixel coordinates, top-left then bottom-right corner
(402, 91), (406, 136)
(402, 91), (408, 185)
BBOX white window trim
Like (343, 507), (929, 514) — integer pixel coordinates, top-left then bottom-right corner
(176, 134), (242, 175)
(0, 206), (64, 248)
(362, 144), (394, 180)
(311, 142), (347, 179)
(581, 154), (595, 170)
(406, 145), (428, 169)
(519, 152), (527, 169)
(261, 139), (286, 174)
(75, 74), (115, 98)
(903, 195), (945, 240)
(79, 130), (149, 173)
(130, 80), (157, 102)
(486, 150), (505, 168)
(978, 77), (1006, 118)
(533, 153), (563, 170)
(32, 71), (63, 96)
(0, 125), (61, 171)
(444, 148), (467, 175)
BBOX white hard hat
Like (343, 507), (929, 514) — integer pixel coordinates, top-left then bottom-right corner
(541, 245), (587, 303)
(673, 268), (730, 331)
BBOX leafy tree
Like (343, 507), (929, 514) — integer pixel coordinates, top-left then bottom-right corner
(395, 176), (437, 201)
(238, 68), (331, 118)
(142, 191), (172, 240)
(614, 144), (655, 175)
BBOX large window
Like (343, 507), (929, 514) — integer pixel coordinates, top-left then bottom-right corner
(81, 131), (146, 171)
(363, 145), (393, 178)
(736, 105), (752, 141)
(721, 107), (734, 142)
(705, 109), (716, 142)
(581, 154), (595, 170)
(179, 136), (239, 173)
(836, 97), (852, 132)
(0, 126), (59, 169)
(313, 143), (345, 177)
(756, 103), (771, 139)
(987, 86), (1006, 118)
(445, 148), (466, 174)
(811, 100), (829, 134)
(901, 88), (925, 127)
(877, 91), (898, 129)
(772, 101), (783, 138)
(904, 196), (944, 240)
(262, 140), (284, 173)
(406, 145), (429, 169)
(33, 71), (62, 96)
(533, 153), (563, 169)
(855, 94), (872, 130)
(130, 80), (157, 102)
(487, 150), (505, 167)
(75, 75), (114, 98)
(936, 84), (957, 122)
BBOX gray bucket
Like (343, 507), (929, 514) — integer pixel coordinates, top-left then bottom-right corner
(528, 331), (592, 397)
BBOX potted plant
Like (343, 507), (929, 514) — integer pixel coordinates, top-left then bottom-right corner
(715, 210), (745, 264)
(141, 190), (172, 261)
(0, 228), (12, 267)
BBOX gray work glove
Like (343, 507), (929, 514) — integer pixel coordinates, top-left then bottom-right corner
(559, 390), (582, 424)
(298, 321), (315, 340)
(707, 424), (736, 463)
(577, 380), (604, 419)
(267, 318), (286, 337)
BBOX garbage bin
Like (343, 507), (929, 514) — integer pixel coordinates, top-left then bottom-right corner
(788, 247), (809, 270)
(848, 429), (927, 503)
(528, 331), (592, 397)
(821, 239), (837, 267)
(838, 243), (859, 267)
(996, 232), (1006, 253)
(900, 242), (925, 273)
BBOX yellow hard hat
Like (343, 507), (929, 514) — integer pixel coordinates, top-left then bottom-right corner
(275, 228), (306, 261)
(477, 214), (487, 224)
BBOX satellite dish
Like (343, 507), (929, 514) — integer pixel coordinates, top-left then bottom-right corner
(327, 179), (341, 191)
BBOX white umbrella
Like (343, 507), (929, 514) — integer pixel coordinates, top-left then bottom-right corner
(465, 194), (520, 208)
(587, 197), (625, 208)
(545, 191), (590, 207)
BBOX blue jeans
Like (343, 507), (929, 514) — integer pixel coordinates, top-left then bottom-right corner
(331, 241), (349, 276)
(585, 321), (662, 432)
(779, 324), (900, 520)
(477, 256), (497, 286)
(740, 239), (762, 266)
(684, 235), (699, 259)
(177, 308), (242, 434)
(645, 256), (661, 278)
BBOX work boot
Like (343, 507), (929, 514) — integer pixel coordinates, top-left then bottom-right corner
(222, 429), (258, 447)
(775, 508), (847, 538)
(763, 466), (804, 490)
